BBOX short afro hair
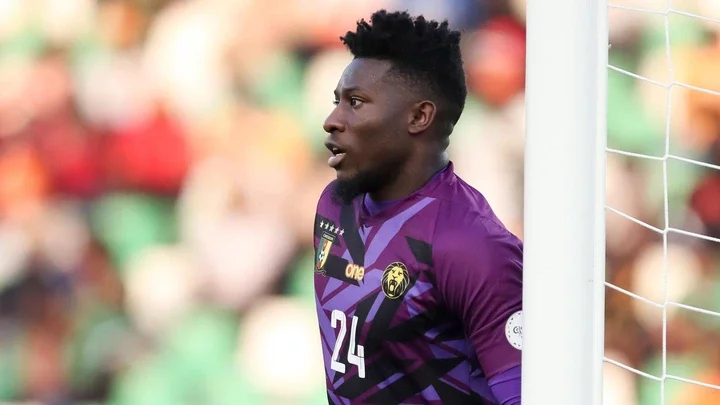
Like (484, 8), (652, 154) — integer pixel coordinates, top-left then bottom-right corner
(340, 10), (467, 132)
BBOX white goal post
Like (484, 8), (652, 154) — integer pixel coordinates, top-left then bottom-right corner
(522, 0), (608, 404)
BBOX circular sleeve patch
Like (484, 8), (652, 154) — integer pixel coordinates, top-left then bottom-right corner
(504, 310), (523, 350)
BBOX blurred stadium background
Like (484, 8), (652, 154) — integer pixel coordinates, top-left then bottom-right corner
(1, 0), (720, 404)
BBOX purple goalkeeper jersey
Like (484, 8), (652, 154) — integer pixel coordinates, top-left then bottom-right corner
(313, 162), (523, 405)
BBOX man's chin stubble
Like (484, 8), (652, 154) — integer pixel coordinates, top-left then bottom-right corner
(331, 170), (385, 206)
(331, 177), (365, 205)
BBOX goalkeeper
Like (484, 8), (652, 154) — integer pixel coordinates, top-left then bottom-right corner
(313, 10), (523, 405)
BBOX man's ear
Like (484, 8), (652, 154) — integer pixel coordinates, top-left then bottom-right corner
(408, 100), (436, 135)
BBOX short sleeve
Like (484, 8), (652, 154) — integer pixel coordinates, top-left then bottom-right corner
(433, 215), (523, 379)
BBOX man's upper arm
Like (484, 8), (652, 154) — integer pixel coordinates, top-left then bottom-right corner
(433, 214), (523, 379)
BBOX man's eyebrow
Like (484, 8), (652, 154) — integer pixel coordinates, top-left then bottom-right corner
(333, 86), (363, 98)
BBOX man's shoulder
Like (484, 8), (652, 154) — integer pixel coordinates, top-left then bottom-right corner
(430, 176), (520, 259)
(430, 208), (522, 279)
(432, 207), (503, 252)
(431, 175), (503, 234)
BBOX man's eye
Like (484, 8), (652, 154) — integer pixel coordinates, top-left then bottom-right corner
(332, 100), (339, 106)
(349, 97), (363, 107)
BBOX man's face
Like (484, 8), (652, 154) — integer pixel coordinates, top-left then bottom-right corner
(323, 58), (413, 204)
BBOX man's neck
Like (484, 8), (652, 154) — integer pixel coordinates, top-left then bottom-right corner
(368, 153), (449, 202)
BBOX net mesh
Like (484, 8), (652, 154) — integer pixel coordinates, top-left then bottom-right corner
(606, 1), (720, 404)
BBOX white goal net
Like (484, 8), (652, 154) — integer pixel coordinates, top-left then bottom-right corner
(603, 2), (720, 405)
(525, 1), (720, 405)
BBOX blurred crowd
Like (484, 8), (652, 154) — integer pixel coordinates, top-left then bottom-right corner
(1, 0), (720, 404)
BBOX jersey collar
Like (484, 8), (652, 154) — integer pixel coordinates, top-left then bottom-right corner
(357, 162), (455, 225)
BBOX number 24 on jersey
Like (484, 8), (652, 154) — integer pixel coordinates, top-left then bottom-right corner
(330, 309), (366, 379)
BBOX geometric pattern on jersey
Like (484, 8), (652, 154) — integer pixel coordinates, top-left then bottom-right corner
(315, 192), (497, 405)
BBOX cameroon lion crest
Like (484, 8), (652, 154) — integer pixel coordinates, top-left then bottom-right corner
(381, 262), (410, 299)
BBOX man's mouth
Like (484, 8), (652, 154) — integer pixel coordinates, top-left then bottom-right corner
(328, 146), (347, 168)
